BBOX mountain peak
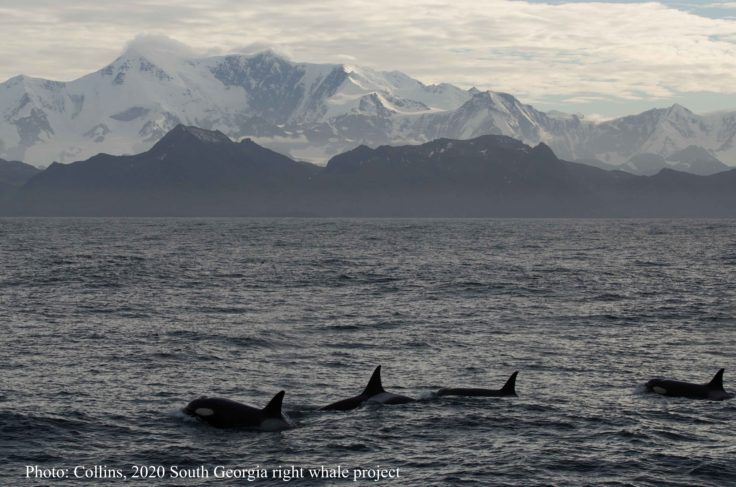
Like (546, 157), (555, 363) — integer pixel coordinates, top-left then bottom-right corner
(246, 48), (290, 62)
(121, 35), (196, 62)
(667, 145), (718, 163)
(1, 74), (49, 89)
(666, 103), (693, 117)
(529, 142), (558, 161)
(4, 74), (28, 85)
(174, 124), (231, 143)
(103, 35), (195, 82)
(466, 90), (517, 106)
(664, 145), (730, 175)
(151, 125), (232, 152)
(463, 91), (495, 108)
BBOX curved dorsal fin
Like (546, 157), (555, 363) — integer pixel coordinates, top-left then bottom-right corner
(362, 366), (385, 396)
(708, 369), (725, 391)
(501, 371), (518, 395)
(263, 391), (285, 417)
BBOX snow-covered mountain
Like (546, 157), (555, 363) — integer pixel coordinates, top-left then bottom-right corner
(568, 105), (736, 168)
(618, 145), (730, 176)
(1, 39), (735, 170)
(0, 42), (472, 165)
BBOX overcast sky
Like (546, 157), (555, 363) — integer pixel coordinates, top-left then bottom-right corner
(1, 0), (734, 118)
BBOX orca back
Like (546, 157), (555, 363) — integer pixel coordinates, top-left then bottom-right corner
(322, 365), (414, 410)
(501, 371), (518, 396)
(646, 369), (729, 400)
(262, 391), (286, 418)
(437, 371), (519, 397)
(362, 366), (385, 396)
(708, 369), (725, 391)
(185, 392), (289, 429)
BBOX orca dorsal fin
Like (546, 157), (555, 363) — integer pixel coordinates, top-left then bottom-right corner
(708, 369), (725, 390)
(362, 366), (385, 396)
(263, 391), (285, 417)
(501, 371), (518, 395)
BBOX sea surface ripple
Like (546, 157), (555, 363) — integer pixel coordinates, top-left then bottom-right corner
(1, 218), (735, 486)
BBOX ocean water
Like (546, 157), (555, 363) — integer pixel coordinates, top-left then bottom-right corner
(1, 218), (735, 486)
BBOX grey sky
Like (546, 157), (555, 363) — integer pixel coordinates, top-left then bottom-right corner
(1, 0), (735, 118)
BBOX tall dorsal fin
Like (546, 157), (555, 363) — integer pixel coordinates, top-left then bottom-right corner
(501, 371), (518, 395)
(362, 366), (385, 396)
(708, 369), (725, 391)
(262, 391), (285, 417)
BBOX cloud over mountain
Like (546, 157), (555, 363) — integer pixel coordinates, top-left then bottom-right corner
(1, 1), (735, 117)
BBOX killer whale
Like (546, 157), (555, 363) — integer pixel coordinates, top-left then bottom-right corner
(646, 369), (733, 401)
(184, 391), (293, 430)
(322, 366), (415, 411)
(437, 371), (518, 397)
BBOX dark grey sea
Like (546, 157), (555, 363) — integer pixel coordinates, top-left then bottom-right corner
(1, 218), (734, 486)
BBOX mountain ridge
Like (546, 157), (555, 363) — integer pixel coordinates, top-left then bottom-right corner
(5, 124), (736, 217)
(1, 40), (735, 173)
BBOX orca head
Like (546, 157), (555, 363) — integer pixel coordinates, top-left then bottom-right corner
(183, 396), (215, 418)
(645, 378), (671, 396)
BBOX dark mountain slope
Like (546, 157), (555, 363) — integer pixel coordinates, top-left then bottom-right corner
(0, 158), (40, 187)
(0, 158), (40, 202)
(13, 125), (320, 215)
(4, 126), (736, 217)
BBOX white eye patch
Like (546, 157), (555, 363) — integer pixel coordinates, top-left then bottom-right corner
(195, 408), (214, 416)
(652, 386), (667, 395)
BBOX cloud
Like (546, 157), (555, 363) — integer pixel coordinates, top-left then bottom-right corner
(704, 2), (736, 8)
(0, 0), (735, 114)
(228, 43), (294, 59)
(580, 113), (614, 123)
(123, 34), (201, 60)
